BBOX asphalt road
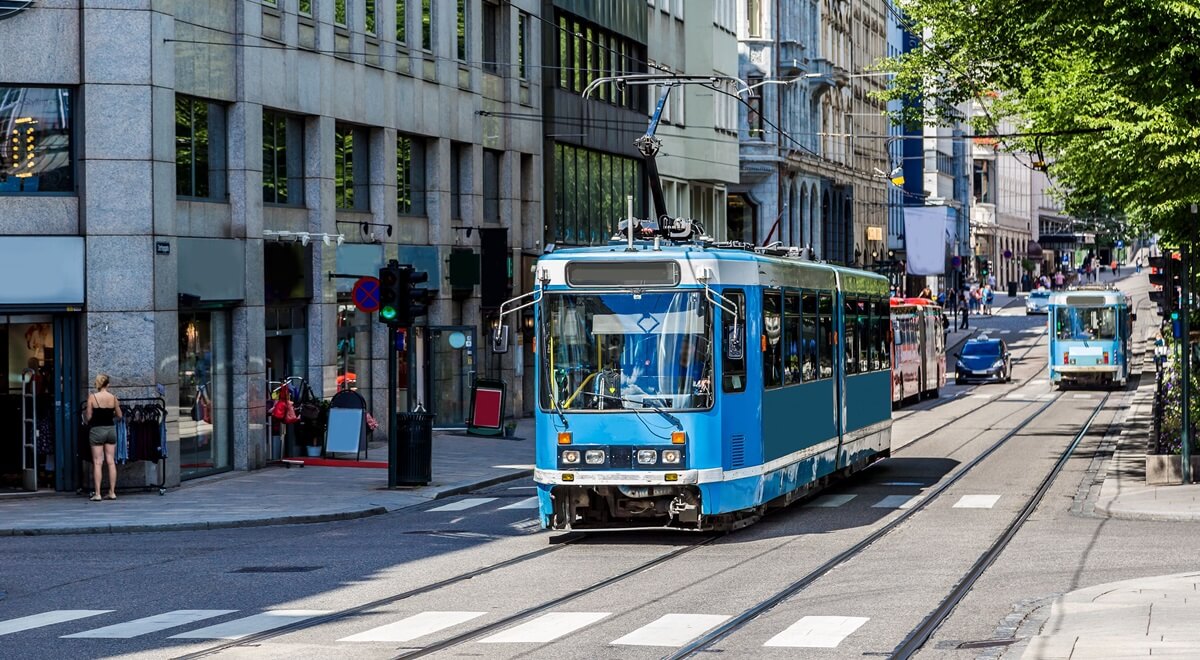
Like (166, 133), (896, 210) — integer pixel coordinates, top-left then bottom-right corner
(3, 276), (1196, 660)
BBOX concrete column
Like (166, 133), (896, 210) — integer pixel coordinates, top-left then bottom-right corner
(307, 116), (337, 397)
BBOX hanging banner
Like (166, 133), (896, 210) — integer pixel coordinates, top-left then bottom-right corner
(904, 206), (952, 275)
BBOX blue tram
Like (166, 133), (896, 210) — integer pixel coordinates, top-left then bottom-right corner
(1047, 287), (1134, 388)
(505, 244), (892, 531)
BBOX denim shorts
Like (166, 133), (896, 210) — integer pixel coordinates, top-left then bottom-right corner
(89, 426), (117, 446)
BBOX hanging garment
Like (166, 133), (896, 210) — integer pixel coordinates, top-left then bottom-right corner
(115, 418), (128, 464)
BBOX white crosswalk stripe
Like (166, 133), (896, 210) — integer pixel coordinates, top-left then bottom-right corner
(970, 393), (993, 400)
(1073, 393), (1094, 399)
(953, 494), (1001, 509)
(339, 611), (486, 643)
(764, 615), (869, 648)
(611, 613), (731, 646)
(480, 612), (610, 643)
(499, 496), (540, 510)
(805, 494), (856, 508)
(169, 610), (329, 639)
(63, 610), (236, 639)
(0, 611), (112, 637)
(428, 498), (497, 512)
(872, 495), (921, 509)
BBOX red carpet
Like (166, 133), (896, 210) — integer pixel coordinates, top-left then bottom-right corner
(288, 457), (387, 469)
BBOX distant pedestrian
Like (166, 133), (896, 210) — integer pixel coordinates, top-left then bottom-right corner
(941, 312), (950, 344)
(1136, 258), (1142, 274)
(983, 285), (995, 315)
(958, 292), (970, 329)
(919, 286), (934, 301)
(85, 373), (123, 502)
(1054, 271), (1064, 289)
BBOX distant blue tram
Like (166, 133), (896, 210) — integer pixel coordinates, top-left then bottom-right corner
(510, 244), (892, 531)
(1047, 287), (1134, 388)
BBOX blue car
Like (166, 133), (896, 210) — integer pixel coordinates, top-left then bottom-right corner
(954, 337), (1011, 384)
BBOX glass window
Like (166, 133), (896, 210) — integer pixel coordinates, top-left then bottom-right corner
(366, 0), (377, 34)
(762, 289), (782, 388)
(456, 0), (466, 60)
(482, 1), (500, 73)
(299, 0), (311, 15)
(573, 21), (582, 92)
(963, 341), (1001, 357)
(726, 194), (756, 244)
(784, 292), (802, 385)
(397, 133), (426, 215)
(176, 95), (226, 199)
(843, 300), (859, 375)
(337, 295), (373, 397)
(876, 301), (891, 368)
(747, 0), (762, 37)
(517, 12), (529, 79)
(559, 16), (569, 88)
(262, 109), (304, 206)
(396, 0), (406, 42)
(421, 0), (432, 50)
(0, 86), (73, 194)
(179, 309), (233, 479)
(483, 148), (501, 223)
(721, 290), (746, 393)
(801, 293), (818, 381)
(818, 294), (833, 378)
(450, 142), (464, 220)
(541, 292), (713, 410)
(334, 123), (369, 211)
(334, 0), (347, 26)
(1055, 307), (1116, 340)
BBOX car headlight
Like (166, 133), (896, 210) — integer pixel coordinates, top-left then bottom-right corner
(956, 361), (966, 370)
(561, 450), (580, 464)
(661, 449), (681, 464)
(584, 449), (606, 465)
(636, 449), (658, 465)
(992, 359), (1005, 369)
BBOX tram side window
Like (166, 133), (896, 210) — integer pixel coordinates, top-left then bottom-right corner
(876, 301), (891, 367)
(843, 300), (858, 375)
(801, 293), (819, 381)
(818, 293), (833, 378)
(722, 290), (746, 393)
(763, 290), (782, 388)
(784, 292), (802, 385)
(867, 301), (879, 371)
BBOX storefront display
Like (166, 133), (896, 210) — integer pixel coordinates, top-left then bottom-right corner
(178, 309), (232, 478)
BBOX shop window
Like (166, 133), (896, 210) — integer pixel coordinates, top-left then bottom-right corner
(175, 95), (227, 200)
(337, 295), (374, 396)
(762, 289), (782, 388)
(483, 148), (501, 223)
(334, 123), (370, 211)
(179, 310), (233, 479)
(397, 133), (426, 216)
(0, 87), (73, 194)
(262, 109), (305, 206)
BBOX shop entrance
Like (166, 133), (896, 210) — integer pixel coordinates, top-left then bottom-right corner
(419, 326), (476, 429)
(0, 314), (80, 493)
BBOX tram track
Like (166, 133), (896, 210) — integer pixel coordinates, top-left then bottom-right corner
(663, 391), (1114, 660)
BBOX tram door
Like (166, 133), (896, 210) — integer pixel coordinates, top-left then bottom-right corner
(421, 326), (476, 429)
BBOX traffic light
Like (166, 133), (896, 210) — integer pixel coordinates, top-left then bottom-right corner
(406, 268), (432, 324)
(1149, 254), (1183, 314)
(980, 259), (990, 277)
(378, 262), (402, 325)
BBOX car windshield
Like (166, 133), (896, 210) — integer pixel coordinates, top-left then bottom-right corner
(1030, 291), (1050, 299)
(541, 291), (713, 411)
(1056, 307), (1116, 340)
(962, 342), (1000, 357)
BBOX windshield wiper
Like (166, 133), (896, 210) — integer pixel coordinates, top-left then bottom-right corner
(593, 393), (682, 430)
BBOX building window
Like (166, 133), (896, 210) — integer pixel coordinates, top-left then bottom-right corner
(0, 86), (73, 194)
(334, 124), (369, 211)
(299, 0), (311, 16)
(483, 148), (501, 223)
(262, 0), (276, 6)
(456, 0), (466, 60)
(553, 142), (643, 246)
(365, 0), (377, 34)
(973, 159), (994, 204)
(397, 133), (426, 215)
(175, 95), (226, 199)
(450, 142), (465, 220)
(334, 0), (347, 26)
(396, 0), (406, 43)
(482, 1), (501, 74)
(517, 11), (529, 79)
(179, 309), (233, 480)
(421, 0), (432, 50)
(747, 0), (762, 37)
(554, 13), (646, 111)
(726, 193), (756, 244)
(262, 110), (304, 206)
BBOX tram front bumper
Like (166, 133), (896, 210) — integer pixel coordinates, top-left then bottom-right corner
(535, 468), (714, 486)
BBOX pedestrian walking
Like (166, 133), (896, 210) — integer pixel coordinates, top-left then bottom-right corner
(983, 285), (994, 315)
(85, 373), (123, 501)
(941, 312), (950, 344)
(958, 291), (970, 329)
(1136, 258), (1142, 274)
(919, 286), (934, 301)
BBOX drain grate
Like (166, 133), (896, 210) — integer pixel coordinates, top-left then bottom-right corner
(231, 566), (323, 574)
(956, 638), (1018, 649)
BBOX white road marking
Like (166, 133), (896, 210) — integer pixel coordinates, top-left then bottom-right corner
(953, 495), (1001, 509)
(610, 613), (731, 646)
(872, 495), (921, 509)
(970, 394), (993, 400)
(0, 611), (112, 636)
(499, 497), (540, 510)
(764, 615), (870, 648)
(1031, 379), (1049, 385)
(1073, 394), (1094, 399)
(480, 612), (610, 643)
(428, 498), (498, 512)
(879, 482), (925, 487)
(339, 611), (486, 643)
(1040, 393), (1057, 400)
(63, 610), (236, 639)
(169, 610), (329, 639)
(805, 494), (856, 508)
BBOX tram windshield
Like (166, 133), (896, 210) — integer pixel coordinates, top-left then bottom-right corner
(541, 291), (713, 411)
(1055, 307), (1117, 341)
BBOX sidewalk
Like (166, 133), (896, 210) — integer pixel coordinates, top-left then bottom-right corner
(0, 418), (535, 536)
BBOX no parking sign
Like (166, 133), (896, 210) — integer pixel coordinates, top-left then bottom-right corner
(352, 276), (381, 312)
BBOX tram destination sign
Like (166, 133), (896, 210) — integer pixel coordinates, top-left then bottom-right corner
(565, 261), (681, 287)
(0, 1), (33, 21)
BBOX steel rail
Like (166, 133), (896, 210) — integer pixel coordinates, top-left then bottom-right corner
(390, 535), (720, 659)
(890, 392), (1112, 659)
(663, 392), (1063, 660)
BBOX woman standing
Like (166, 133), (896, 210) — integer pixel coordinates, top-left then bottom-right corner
(85, 374), (123, 501)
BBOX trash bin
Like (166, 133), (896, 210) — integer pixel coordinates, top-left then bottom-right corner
(1007, 281), (1018, 297)
(392, 411), (434, 486)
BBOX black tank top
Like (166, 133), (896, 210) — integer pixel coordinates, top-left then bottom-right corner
(91, 396), (116, 427)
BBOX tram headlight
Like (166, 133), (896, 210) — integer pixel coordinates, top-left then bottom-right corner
(637, 449), (658, 465)
(661, 449), (682, 464)
(584, 449), (606, 465)
(561, 450), (580, 464)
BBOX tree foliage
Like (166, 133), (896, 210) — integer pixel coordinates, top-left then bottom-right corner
(880, 0), (1200, 239)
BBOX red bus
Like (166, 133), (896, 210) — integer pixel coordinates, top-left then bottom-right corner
(890, 297), (946, 406)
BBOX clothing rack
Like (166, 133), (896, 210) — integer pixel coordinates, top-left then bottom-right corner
(267, 376), (307, 461)
(79, 396), (168, 497)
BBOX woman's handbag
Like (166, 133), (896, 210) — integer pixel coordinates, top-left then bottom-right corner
(298, 385), (321, 421)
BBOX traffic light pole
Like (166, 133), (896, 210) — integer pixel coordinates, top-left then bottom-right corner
(387, 324), (399, 489)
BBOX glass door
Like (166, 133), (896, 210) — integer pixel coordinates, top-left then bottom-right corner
(424, 327), (476, 429)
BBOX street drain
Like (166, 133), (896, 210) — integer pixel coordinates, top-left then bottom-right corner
(231, 566), (323, 573)
(956, 639), (1018, 649)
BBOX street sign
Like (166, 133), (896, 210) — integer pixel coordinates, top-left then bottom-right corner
(352, 276), (381, 312)
(1117, 240), (1124, 248)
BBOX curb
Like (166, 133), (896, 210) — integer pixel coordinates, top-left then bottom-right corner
(432, 468), (534, 500)
(0, 506), (390, 537)
(1090, 503), (1200, 523)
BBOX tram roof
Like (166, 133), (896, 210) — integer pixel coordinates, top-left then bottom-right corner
(537, 244), (889, 296)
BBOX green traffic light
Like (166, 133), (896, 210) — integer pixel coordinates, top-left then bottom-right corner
(1172, 311), (1180, 320)
(381, 305), (397, 321)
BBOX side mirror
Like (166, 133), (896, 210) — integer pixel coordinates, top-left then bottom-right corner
(1131, 313), (1138, 322)
(952, 352), (960, 359)
(726, 323), (744, 361)
(491, 324), (510, 354)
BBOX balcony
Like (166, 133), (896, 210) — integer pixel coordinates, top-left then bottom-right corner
(806, 58), (849, 91)
(778, 40), (808, 75)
